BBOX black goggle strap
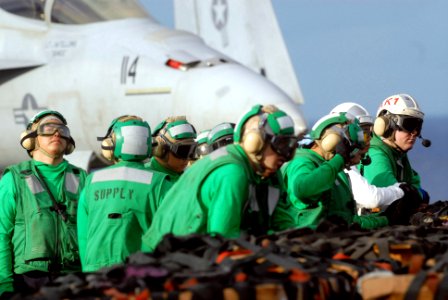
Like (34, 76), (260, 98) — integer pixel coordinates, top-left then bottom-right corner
(158, 134), (192, 157)
(96, 135), (113, 150)
(211, 136), (233, 151)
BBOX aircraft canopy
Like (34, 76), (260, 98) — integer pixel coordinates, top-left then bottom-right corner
(0, 0), (148, 24)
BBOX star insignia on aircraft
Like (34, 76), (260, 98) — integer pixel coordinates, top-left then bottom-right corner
(13, 94), (47, 127)
(212, 0), (228, 31)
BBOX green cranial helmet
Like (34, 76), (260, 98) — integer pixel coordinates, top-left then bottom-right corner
(195, 130), (211, 145)
(310, 112), (365, 153)
(234, 104), (295, 143)
(208, 122), (235, 151)
(153, 117), (197, 159)
(153, 119), (197, 141)
(27, 110), (67, 130)
(107, 117), (152, 161)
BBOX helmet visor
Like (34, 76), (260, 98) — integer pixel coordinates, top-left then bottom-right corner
(170, 142), (197, 159)
(396, 116), (423, 135)
(37, 123), (71, 139)
(269, 135), (298, 161)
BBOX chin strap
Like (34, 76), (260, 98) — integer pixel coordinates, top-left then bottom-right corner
(33, 140), (64, 159)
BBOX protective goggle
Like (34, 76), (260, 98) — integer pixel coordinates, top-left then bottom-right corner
(160, 135), (197, 159)
(37, 123), (71, 139)
(210, 136), (233, 151)
(269, 135), (299, 161)
(396, 116), (423, 134)
(170, 142), (197, 159)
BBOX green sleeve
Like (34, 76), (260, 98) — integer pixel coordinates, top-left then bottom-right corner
(76, 185), (88, 268)
(270, 201), (297, 232)
(0, 172), (16, 295)
(202, 164), (248, 238)
(353, 214), (389, 229)
(286, 154), (344, 206)
(364, 148), (398, 187)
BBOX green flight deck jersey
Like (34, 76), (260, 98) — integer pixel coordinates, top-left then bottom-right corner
(144, 157), (181, 186)
(77, 161), (171, 272)
(142, 144), (259, 251)
(282, 148), (388, 230)
(0, 160), (86, 295)
(362, 134), (421, 190)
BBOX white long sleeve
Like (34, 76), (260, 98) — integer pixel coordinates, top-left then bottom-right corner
(345, 166), (404, 210)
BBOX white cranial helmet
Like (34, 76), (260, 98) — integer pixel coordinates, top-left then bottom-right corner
(376, 94), (424, 120)
(330, 102), (373, 125)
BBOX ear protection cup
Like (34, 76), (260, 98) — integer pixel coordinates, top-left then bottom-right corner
(20, 130), (36, 151)
(241, 129), (264, 155)
(320, 130), (342, 153)
(101, 137), (115, 161)
(234, 104), (267, 156)
(64, 138), (75, 155)
(373, 115), (394, 138)
(234, 104), (263, 143)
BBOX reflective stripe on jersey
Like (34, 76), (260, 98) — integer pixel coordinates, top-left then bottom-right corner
(91, 166), (153, 184)
(25, 175), (44, 194)
(65, 172), (80, 193)
(268, 186), (280, 216)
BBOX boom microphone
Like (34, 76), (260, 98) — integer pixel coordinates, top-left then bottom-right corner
(419, 135), (431, 148)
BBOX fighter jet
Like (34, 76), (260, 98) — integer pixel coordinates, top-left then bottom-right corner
(0, 0), (306, 170)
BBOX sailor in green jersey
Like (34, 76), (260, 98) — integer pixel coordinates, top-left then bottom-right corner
(362, 94), (429, 223)
(329, 102), (406, 214)
(205, 121), (291, 235)
(77, 116), (171, 272)
(145, 116), (197, 185)
(142, 104), (299, 251)
(281, 112), (389, 230)
(0, 110), (87, 296)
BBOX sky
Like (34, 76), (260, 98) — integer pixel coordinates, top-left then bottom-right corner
(140, 0), (448, 121)
(140, 0), (447, 201)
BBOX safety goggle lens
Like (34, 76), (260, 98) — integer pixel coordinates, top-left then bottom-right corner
(398, 117), (422, 134)
(171, 143), (197, 159)
(37, 123), (71, 138)
(211, 136), (233, 151)
(270, 135), (299, 160)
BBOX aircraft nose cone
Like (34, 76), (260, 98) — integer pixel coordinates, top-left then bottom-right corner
(173, 63), (308, 135)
